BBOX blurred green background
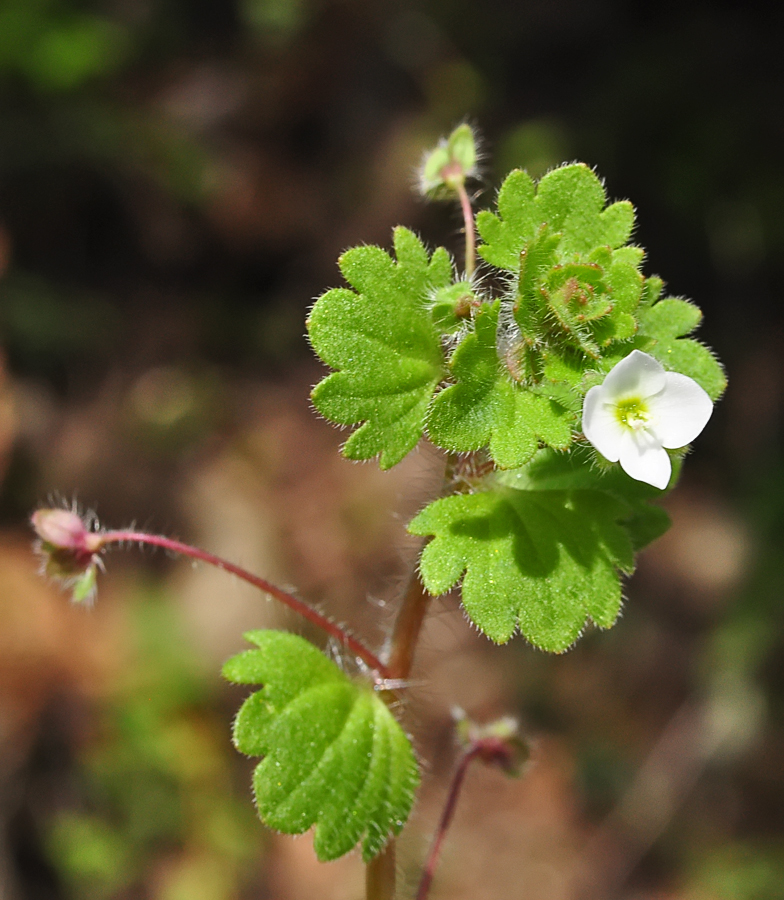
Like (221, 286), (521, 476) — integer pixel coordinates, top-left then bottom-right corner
(0, 0), (782, 898)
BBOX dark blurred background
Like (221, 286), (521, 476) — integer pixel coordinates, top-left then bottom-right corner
(0, 0), (782, 898)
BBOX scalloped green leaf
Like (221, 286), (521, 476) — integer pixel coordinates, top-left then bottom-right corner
(426, 302), (573, 468)
(638, 296), (726, 401)
(308, 227), (451, 469)
(409, 484), (635, 651)
(497, 447), (673, 552)
(477, 164), (635, 273)
(223, 631), (419, 862)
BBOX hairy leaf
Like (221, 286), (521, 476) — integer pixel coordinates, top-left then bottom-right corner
(638, 294), (726, 401)
(477, 165), (635, 273)
(427, 302), (573, 467)
(308, 227), (451, 468)
(223, 631), (419, 862)
(409, 484), (635, 651)
(497, 447), (673, 552)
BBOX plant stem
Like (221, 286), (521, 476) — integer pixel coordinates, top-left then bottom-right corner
(366, 841), (396, 900)
(415, 745), (482, 900)
(456, 181), (476, 279)
(367, 453), (461, 898)
(98, 530), (388, 676)
(386, 574), (431, 680)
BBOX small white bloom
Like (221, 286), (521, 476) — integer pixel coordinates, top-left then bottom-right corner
(582, 349), (713, 490)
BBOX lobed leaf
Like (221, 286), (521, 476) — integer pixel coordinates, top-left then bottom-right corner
(308, 227), (451, 469)
(426, 302), (573, 468)
(497, 447), (673, 552)
(477, 164), (635, 273)
(409, 482), (635, 652)
(223, 631), (419, 862)
(638, 295), (726, 401)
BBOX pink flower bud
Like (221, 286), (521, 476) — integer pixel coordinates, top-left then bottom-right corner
(31, 508), (102, 603)
(31, 509), (89, 550)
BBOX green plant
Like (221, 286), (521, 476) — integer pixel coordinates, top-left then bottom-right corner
(33, 124), (725, 900)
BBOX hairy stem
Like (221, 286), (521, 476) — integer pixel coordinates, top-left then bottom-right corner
(365, 575), (431, 899)
(386, 574), (431, 680)
(456, 181), (476, 279)
(367, 453), (460, 898)
(415, 745), (482, 900)
(98, 530), (388, 676)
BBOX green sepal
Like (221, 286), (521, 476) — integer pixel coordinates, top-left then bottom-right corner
(409, 482), (635, 652)
(426, 302), (573, 468)
(638, 295), (726, 401)
(71, 565), (98, 604)
(223, 631), (419, 862)
(308, 227), (451, 468)
(477, 164), (635, 273)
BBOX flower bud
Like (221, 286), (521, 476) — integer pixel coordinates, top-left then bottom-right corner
(454, 709), (530, 777)
(31, 508), (102, 603)
(430, 282), (480, 333)
(418, 124), (478, 200)
(32, 509), (90, 550)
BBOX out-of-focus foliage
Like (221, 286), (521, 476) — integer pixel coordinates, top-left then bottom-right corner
(0, 0), (129, 92)
(47, 595), (261, 900)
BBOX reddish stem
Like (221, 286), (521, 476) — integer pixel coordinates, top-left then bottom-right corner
(385, 575), (431, 681)
(415, 745), (482, 900)
(456, 181), (476, 278)
(98, 530), (388, 676)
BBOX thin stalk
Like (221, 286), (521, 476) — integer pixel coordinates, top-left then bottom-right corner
(366, 841), (396, 900)
(456, 181), (476, 279)
(386, 574), (431, 680)
(367, 453), (460, 898)
(365, 574), (430, 899)
(98, 530), (388, 676)
(415, 745), (482, 900)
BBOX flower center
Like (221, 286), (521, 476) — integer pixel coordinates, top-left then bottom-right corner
(614, 396), (650, 431)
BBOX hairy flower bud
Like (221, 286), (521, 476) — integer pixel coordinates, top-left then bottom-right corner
(31, 508), (102, 603)
(418, 124), (478, 200)
(454, 709), (530, 777)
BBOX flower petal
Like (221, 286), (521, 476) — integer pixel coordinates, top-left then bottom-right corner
(650, 373), (713, 448)
(583, 385), (624, 462)
(619, 429), (672, 489)
(602, 349), (666, 400)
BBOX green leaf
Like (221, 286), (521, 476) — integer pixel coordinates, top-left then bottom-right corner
(497, 447), (673, 552)
(223, 631), (419, 862)
(638, 296), (726, 401)
(477, 164), (635, 273)
(409, 484), (635, 651)
(308, 228), (451, 468)
(426, 302), (573, 468)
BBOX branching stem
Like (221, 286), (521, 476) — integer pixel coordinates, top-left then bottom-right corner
(98, 530), (388, 676)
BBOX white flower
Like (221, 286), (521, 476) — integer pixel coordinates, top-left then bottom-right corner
(582, 349), (713, 490)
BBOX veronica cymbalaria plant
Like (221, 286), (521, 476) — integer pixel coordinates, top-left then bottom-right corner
(33, 124), (725, 900)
